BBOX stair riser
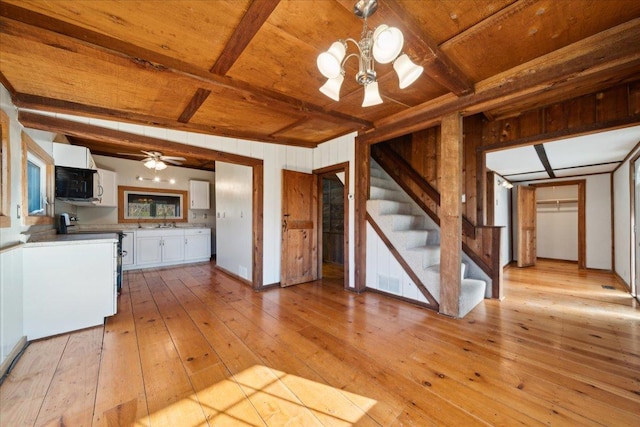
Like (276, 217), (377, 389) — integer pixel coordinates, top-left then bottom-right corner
(370, 186), (405, 202)
(367, 200), (413, 215)
(390, 215), (426, 231)
(370, 176), (397, 190)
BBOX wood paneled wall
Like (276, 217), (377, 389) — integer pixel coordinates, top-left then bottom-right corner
(482, 82), (640, 148)
(386, 119), (482, 228)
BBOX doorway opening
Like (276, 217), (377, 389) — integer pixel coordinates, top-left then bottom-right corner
(530, 180), (586, 268)
(315, 162), (349, 289)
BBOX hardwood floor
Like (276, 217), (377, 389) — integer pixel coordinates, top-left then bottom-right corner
(1, 260), (639, 426)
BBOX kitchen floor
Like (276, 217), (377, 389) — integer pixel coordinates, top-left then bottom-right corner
(1, 260), (638, 426)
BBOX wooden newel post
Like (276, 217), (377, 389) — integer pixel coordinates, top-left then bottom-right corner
(439, 113), (463, 317)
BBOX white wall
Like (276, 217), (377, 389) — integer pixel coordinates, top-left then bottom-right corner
(215, 162), (253, 281)
(613, 148), (637, 287)
(513, 174), (612, 270)
(0, 86), (58, 367)
(365, 223), (429, 302)
(493, 174), (512, 267)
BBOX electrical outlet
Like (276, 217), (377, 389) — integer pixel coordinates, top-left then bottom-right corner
(203, 213), (207, 219)
(191, 212), (196, 219)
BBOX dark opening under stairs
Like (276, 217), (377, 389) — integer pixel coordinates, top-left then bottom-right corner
(366, 160), (489, 318)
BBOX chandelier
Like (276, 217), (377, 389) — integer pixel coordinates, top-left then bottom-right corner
(316, 0), (424, 107)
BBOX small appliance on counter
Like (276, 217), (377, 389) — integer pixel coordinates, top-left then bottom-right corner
(58, 213), (74, 234)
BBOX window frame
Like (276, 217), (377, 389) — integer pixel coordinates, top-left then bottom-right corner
(21, 131), (54, 226)
(0, 110), (10, 228)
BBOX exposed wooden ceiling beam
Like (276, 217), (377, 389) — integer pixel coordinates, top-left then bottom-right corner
(0, 3), (372, 131)
(177, 88), (212, 123)
(534, 144), (555, 178)
(14, 93), (319, 148)
(18, 111), (263, 167)
(359, 18), (640, 145)
(210, 0), (280, 75)
(381, 0), (474, 96)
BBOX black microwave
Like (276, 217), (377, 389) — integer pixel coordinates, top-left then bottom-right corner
(55, 166), (96, 200)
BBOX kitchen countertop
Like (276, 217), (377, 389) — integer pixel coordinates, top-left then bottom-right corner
(25, 232), (119, 247)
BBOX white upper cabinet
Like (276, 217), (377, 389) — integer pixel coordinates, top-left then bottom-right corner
(189, 180), (210, 209)
(94, 168), (117, 207)
(53, 142), (96, 169)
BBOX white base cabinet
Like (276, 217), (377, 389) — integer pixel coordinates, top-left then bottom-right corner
(23, 240), (117, 340)
(185, 228), (212, 261)
(130, 228), (210, 269)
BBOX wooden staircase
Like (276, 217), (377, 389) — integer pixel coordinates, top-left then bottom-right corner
(367, 161), (488, 318)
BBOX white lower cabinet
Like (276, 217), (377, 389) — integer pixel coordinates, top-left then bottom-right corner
(185, 228), (211, 261)
(162, 232), (185, 263)
(132, 228), (210, 269)
(136, 229), (183, 266)
(23, 239), (117, 340)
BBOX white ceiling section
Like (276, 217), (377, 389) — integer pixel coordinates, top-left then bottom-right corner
(486, 125), (640, 182)
(486, 146), (543, 177)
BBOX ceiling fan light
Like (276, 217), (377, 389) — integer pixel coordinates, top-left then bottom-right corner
(393, 53), (424, 89)
(155, 161), (167, 171)
(362, 81), (383, 107)
(373, 25), (404, 64)
(319, 74), (344, 101)
(317, 41), (346, 79)
(144, 159), (157, 169)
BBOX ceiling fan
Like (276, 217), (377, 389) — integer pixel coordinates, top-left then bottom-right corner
(117, 150), (186, 170)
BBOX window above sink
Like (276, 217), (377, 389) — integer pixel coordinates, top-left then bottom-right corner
(118, 186), (188, 224)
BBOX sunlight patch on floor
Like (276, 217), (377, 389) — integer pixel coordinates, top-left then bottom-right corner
(143, 364), (378, 426)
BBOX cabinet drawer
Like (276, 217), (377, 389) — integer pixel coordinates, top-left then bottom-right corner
(185, 228), (209, 236)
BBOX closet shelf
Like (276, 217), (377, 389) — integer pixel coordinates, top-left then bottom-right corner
(537, 198), (578, 204)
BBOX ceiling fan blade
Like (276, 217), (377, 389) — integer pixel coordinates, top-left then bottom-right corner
(163, 159), (183, 165)
(140, 150), (159, 157)
(160, 155), (186, 161)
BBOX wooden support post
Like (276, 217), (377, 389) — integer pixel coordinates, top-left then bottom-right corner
(439, 113), (463, 317)
(354, 137), (370, 293)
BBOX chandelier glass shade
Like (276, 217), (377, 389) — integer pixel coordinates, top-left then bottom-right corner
(316, 0), (423, 107)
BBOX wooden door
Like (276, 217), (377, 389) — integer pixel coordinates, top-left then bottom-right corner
(281, 170), (317, 286)
(517, 186), (537, 267)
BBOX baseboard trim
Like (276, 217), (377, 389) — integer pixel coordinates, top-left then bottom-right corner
(366, 287), (437, 311)
(0, 336), (28, 380)
(613, 271), (631, 291)
(215, 265), (253, 287)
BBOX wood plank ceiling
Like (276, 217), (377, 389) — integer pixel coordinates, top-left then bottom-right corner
(1, 0), (640, 171)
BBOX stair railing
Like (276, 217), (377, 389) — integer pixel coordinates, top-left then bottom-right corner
(371, 144), (502, 297)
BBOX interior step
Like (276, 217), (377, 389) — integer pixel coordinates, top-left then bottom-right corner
(393, 229), (432, 249)
(386, 213), (427, 231)
(367, 199), (413, 215)
(408, 245), (441, 269)
(370, 176), (396, 190)
(370, 185), (405, 202)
